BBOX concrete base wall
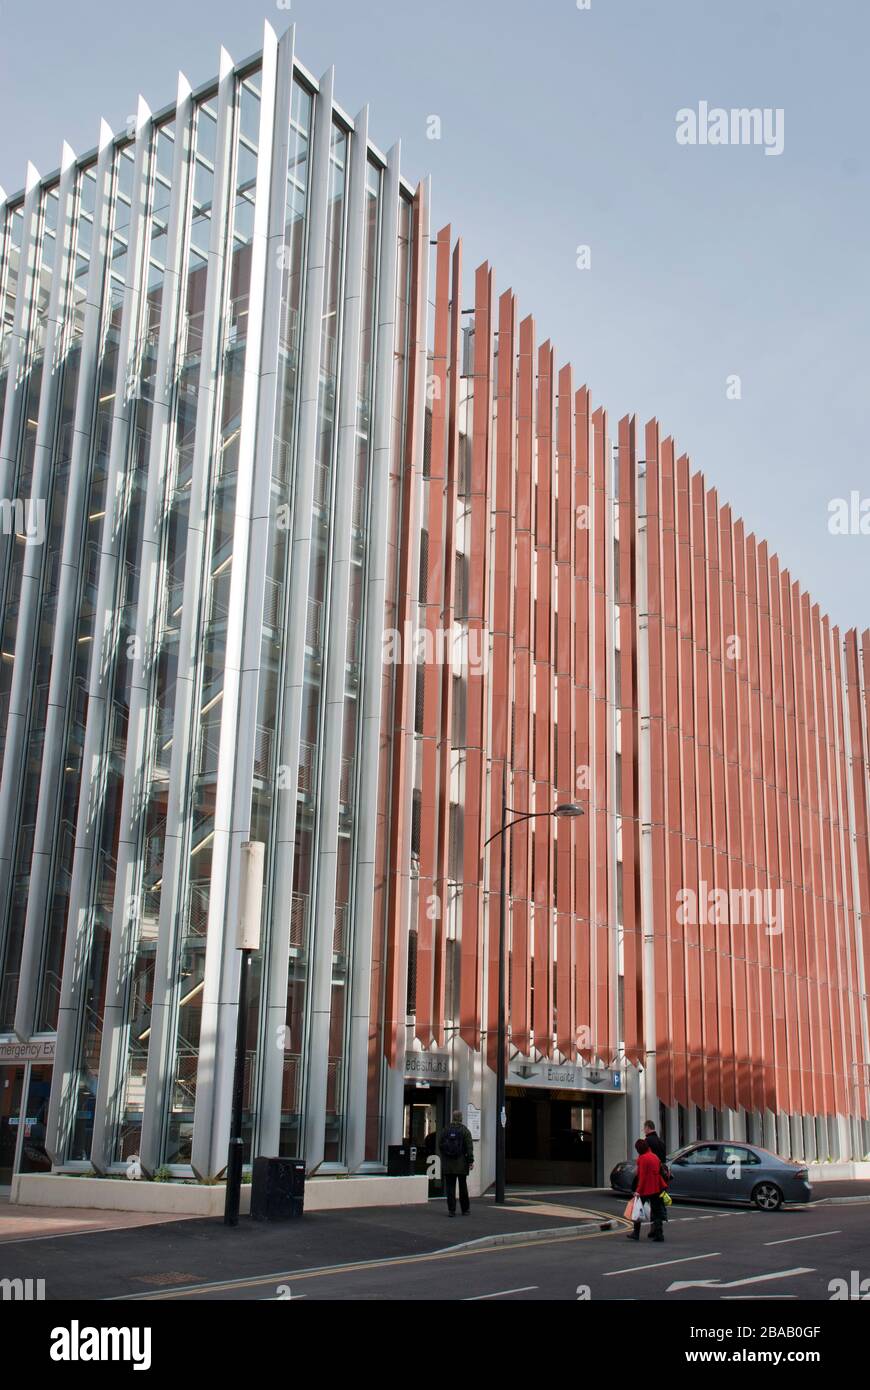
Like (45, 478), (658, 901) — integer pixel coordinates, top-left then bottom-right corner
(11, 1173), (429, 1215)
(806, 1161), (870, 1182)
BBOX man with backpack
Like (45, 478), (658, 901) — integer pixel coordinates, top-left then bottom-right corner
(438, 1109), (475, 1216)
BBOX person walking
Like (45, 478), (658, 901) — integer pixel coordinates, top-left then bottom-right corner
(643, 1119), (670, 1224)
(626, 1138), (667, 1242)
(438, 1109), (474, 1217)
(643, 1119), (666, 1163)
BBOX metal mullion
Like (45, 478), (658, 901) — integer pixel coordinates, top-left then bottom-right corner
(301, 105), (368, 1172)
(297, 136), (355, 1167)
(0, 147), (79, 1000)
(187, 24), (282, 1178)
(208, 23), (301, 1169)
(381, 187), (424, 1167)
(137, 49), (239, 1171)
(256, 67), (335, 1163)
(0, 166), (43, 644)
(15, 124), (117, 1046)
(46, 100), (155, 1165)
(343, 145), (401, 1172)
(89, 76), (195, 1170)
(0, 195), (9, 330)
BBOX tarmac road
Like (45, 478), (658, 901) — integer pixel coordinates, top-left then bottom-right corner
(1, 1183), (867, 1303)
(118, 1195), (869, 1302)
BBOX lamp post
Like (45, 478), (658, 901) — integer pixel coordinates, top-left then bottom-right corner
(484, 793), (584, 1204)
(224, 840), (265, 1227)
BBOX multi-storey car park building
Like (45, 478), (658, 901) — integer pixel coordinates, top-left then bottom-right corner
(0, 23), (868, 1195)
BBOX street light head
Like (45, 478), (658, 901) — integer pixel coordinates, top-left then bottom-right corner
(554, 802), (585, 818)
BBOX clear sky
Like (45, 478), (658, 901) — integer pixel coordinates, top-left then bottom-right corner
(2, 0), (867, 630)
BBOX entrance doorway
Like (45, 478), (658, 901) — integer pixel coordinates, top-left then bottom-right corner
(505, 1088), (600, 1185)
(0, 1066), (24, 1186)
(402, 1083), (449, 1194)
(0, 1063), (53, 1185)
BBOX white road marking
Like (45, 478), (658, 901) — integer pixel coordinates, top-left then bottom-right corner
(764, 1230), (840, 1246)
(604, 1251), (721, 1276)
(464, 1285), (539, 1300)
(668, 1205), (752, 1216)
(668, 1267), (815, 1293)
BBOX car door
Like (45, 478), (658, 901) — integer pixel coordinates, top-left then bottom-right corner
(668, 1143), (724, 1202)
(718, 1143), (763, 1202)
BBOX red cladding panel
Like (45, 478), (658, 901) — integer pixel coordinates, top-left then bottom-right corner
(397, 231), (868, 1142)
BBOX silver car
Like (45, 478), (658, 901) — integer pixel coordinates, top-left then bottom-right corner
(610, 1140), (812, 1210)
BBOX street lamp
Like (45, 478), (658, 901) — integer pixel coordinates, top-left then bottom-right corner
(224, 840), (265, 1227)
(484, 792), (584, 1204)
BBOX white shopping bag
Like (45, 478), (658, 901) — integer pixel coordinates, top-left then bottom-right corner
(630, 1195), (650, 1223)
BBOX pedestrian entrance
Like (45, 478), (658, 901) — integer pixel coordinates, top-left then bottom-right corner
(0, 1062), (53, 1186)
(402, 1082), (449, 1194)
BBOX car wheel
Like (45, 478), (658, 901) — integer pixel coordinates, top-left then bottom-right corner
(751, 1181), (783, 1211)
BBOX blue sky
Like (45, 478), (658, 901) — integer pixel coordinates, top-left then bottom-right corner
(2, 0), (867, 628)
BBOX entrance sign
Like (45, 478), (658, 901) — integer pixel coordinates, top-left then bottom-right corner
(404, 1052), (449, 1081)
(507, 1060), (623, 1092)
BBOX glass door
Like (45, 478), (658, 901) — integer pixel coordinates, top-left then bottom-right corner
(0, 1066), (25, 1185)
(19, 1065), (53, 1173)
(402, 1085), (447, 1193)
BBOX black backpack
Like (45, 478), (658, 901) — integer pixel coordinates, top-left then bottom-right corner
(439, 1126), (464, 1160)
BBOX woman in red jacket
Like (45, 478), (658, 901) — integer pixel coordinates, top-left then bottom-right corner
(626, 1138), (666, 1242)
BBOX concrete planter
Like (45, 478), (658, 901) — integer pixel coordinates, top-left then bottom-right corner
(304, 1175), (427, 1210)
(11, 1172), (428, 1215)
(11, 1174), (251, 1218)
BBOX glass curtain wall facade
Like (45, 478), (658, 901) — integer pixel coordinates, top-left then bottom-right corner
(0, 26), (424, 1178)
(0, 23), (868, 1188)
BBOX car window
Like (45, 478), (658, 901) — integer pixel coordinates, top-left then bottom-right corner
(721, 1144), (756, 1166)
(683, 1144), (722, 1165)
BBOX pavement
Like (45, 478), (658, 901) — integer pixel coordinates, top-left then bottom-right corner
(0, 1198), (206, 1244)
(1, 1177), (868, 1301)
(0, 1189), (615, 1300)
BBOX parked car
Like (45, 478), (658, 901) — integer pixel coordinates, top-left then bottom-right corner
(610, 1140), (812, 1210)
